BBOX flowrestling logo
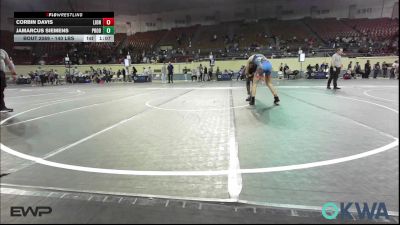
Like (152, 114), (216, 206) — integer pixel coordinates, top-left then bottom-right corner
(10, 206), (52, 217)
(322, 202), (389, 220)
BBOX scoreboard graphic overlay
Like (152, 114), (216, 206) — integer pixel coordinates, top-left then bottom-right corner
(14, 12), (114, 42)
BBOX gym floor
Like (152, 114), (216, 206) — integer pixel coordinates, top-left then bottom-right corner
(1, 78), (398, 223)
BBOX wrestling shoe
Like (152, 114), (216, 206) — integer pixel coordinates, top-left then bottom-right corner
(0, 107), (13, 112)
(274, 96), (280, 105)
(249, 97), (255, 105)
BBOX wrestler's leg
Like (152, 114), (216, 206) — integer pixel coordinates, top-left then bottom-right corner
(265, 75), (280, 105)
(265, 75), (278, 97)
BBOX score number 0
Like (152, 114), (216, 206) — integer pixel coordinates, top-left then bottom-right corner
(102, 18), (114, 26)
(102, 18), (114, 34)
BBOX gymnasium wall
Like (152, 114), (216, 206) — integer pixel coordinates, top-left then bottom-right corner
(11, 56), (399, 76)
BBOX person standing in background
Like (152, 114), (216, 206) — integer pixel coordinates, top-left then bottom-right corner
(167, 62), (174, 83)
(199, 64), (203, 82)
(208, 67), (213, 81)
(216, 67), (221, 77)
(117, 69), (121, 79)
(364, 60), (371, 79)
(196, 66), (201, 81)
(279, 63), (284, 73)
(161, 63), (167, 84)
(347, 61), (355, 79)
(183, 66), (188, 81)
(373, 62), (381, 79)
(238, 65), (245, 81)
(203, 66), (208, 81)
(354, 62), (363, 78)
(209, 52), (214, 66)
(54, 69), (59, 85)
(283, 64), (289, 79)
(131, 66), (137, 82)
(393, 60), (399, 79)
(347, 61), (353, 71)
(122, 68), (126, 82)
(191, 67), (197, 82)
(327, 48), (343, 90)
(382, 61), (388, 78)
(148, 66), (153, 81)
(0, 49), (17, 112)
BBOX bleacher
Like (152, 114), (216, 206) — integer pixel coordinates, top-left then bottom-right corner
(114, 33), (127, 47)
(158, 25), (199, 49)
(235, 21), (270, 49)
(304, 18), (360, 42)
(191, 22), (236, 50)
(269, 20), (319, 48)
(126, 30), (167, 52)
(342, 18), (399, 41)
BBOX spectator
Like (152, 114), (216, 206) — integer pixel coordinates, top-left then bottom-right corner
(347, 61), (355, 78)
(54, 70), (59, 85)
(382, 61), (388, 78)
(203, 66), (208, 81)
(196, 66), (201, 81)
(279, 63), (284, 73)
(48, 69), (55, 85)
(122, 68), (126, 82)
(228, 69), (234, 80)
(132, 66), (137, 76)
(208, 67), (213, 81)
(364, 60), (371, 79)
(306, 64), (313, 78)
(161, 63), (167, 83)
(392, 60), (399, 79)
(199, 64), (203, 82)
(283, 64), (290, 79)
(315, 63), (319, 72)
(148, 66), (153, 81)
(183, 66), (188, 82)
(373, 62), (381, 79)
(237, 65), (245, 81)
(209, 52), (214, 66)
(223, 69), (229, 77)
(347, 61), (353, 71)
(191, 67), (197, 82)
(104, 68), (110, 83)
(354, 62), (363, 77)
(323, 62), (329, 72)
(28, 71), (34, 80)
(167, 62), (174, 83)
(39, 67), (46, 86)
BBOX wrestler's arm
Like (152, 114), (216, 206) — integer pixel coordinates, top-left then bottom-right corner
(3, 52), (17, 79)
(3, 51), (16, 75)
(245, 56), (254, 77)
